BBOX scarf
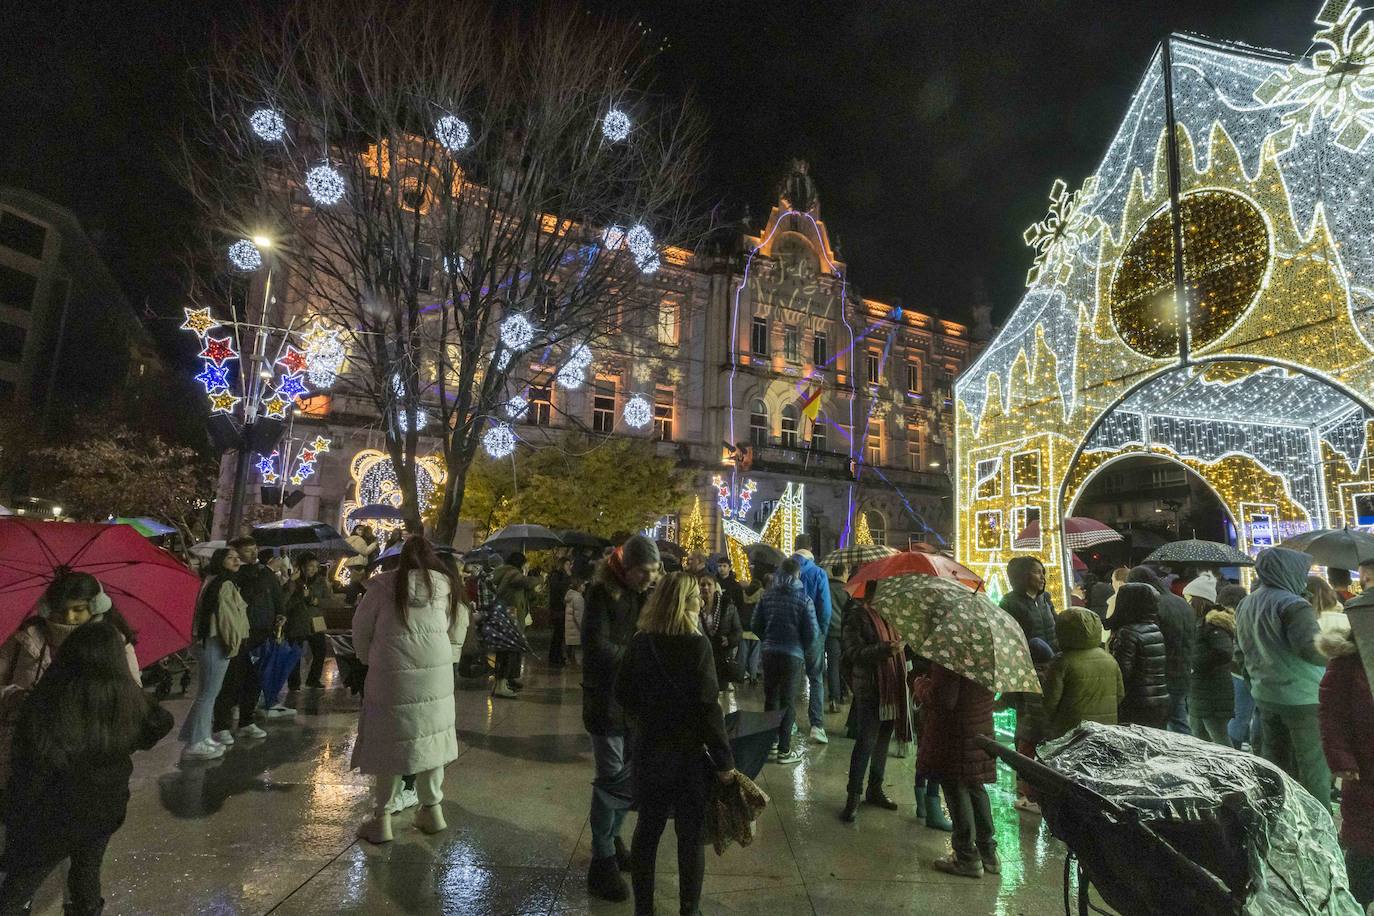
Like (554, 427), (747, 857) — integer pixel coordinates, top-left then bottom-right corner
(866, 604), (912, 743)
(607, 546), (629, 588)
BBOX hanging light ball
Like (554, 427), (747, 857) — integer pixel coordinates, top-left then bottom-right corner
(626, 224), (659, 274)
(602, 109), (631, 142)
(500, 314), (535, 352)
(249, 108), (286, 141)
(567, 342), (594, 369)
(483, 422), (517, 459)
(623, 393), (652, 428)
(556, 364), (585, 390)
(504, 395), (528, 420)
(602, 225), (627, 251)
(306, 333), (346, 388)
(305, 164), (346, 205)
(435, 115), (471, 152)
(228, 239), (263, 271)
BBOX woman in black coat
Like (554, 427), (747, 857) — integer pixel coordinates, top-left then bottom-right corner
(1107, 582), (1170, 729)
(696, 573), (742, 691)
(615, 572), (737, 916)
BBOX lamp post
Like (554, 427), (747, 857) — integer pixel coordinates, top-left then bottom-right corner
(223, 247), (274, 540)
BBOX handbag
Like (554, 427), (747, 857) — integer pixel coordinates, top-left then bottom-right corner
(310, 615), (327, 634)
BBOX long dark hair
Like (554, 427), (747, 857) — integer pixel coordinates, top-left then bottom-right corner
(44, 570), (137, 646)
(17, 620), (148, 770)
(393, 536), (458, 623)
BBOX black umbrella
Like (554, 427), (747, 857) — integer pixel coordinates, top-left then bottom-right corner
(348, 503), (407, 521)
(252, 520), (358, 554)
(744, 543), (786, 567)
(367, 542), (462, 571)
(483, 524), (564, 552)
(1144, 540), (1255, 567)
(724, 709), (784, 780)
(555, 529), (609, 549)
(1279, 527), (1374, 570)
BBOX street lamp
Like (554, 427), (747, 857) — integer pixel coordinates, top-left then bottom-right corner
(51, 506), (62, 518)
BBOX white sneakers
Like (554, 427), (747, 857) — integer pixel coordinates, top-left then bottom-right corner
(385, 788), (420, 815)
(181, 738), (225, 761)
(776, 748), (805, 765)
(810, 726), (829, 745)
(236, 723), (268, 739)
(492, 683), (518, 699)
(357, 813), (394, 844)
(212, 729), (236, 745)
(263, 706), (296, 719)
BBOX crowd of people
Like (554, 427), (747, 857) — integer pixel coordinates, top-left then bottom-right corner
(0, 519), (1370, 914)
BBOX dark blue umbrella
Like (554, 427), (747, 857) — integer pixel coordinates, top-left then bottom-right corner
(725, 709), (783, 780)
(348, 504), (406, 521)
(253, 636), (304, 707)
(476, 602), (533, 654)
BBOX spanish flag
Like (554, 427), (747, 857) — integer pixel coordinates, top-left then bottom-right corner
(800, 384), (823, 424)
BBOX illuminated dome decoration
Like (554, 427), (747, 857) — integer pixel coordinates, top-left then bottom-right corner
(249, 108), (286, 142)
(954, 10), (1374, 606)
(305, 164), (346, 205)
(435, 115), (471, 152)
(626, 224), (659, 274)
(228, 239), (263, 272)
(602, 109), (631, 142)
(623, 393), (652, 429)
(304, 326), (346, 388)
(500, 314), (535, 352)
(339, 449), (446, 545)
(482, 422), (517, 459)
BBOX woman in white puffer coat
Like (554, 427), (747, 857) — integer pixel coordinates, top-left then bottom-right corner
(352, 536), (469, 844)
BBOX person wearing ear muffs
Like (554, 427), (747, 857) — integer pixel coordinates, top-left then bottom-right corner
(0, 572), (141, 786)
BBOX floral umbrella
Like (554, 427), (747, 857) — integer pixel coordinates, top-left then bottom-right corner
(869, 573), (1040, 695)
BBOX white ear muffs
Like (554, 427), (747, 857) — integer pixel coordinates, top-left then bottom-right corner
(89, 583), (113, 617)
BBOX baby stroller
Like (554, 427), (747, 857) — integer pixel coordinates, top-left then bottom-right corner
(141, 648), (192, 698)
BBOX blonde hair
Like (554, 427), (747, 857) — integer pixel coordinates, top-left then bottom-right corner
(1306, 575), (1342, 614)
(637, 572), (701, 635)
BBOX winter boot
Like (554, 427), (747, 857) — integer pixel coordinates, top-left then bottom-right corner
(357, 812), (394, 844)
(63, 901), (105, 916)
(841, 793), (860, 823)
(924, 789), (953, 832)
(932, 854), (983, 879)
(915, 785), (928, 820)
(415, 803), (447, 834)
(865, 788), (899, 810)
(614, 835), (631, 871)
(587, 855), (629, 901)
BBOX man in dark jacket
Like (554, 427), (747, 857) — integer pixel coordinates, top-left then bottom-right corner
(213, 536), (285, 741)
(1107, 582), (1170, 728)
(582, 535), (660, 902)
(1128, 566), (1195, 734)
(825, 567), (851, 711)
(716, 557), (746, 618)
(1000, 557), (1058, 652)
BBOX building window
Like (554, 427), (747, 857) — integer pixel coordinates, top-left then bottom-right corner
(0, 265), (37, 313)
(866, 352), (881, 385)
(417, 244), (434, 292)
(780, 404), (799, 448)
(811, 413), (827, 452)
(749, 399), (769, 446)
(528, 383), (551, 426)
(593, 377), (616, 433)
(812, 331), (828, 366)
(909, 440), (924, 472)
(657, 301), (679, 345)
(654, 386), (674, 441)
(866, 510), (887, 547)
(0, 211), (46, 260)
(866, 420), (883, 466)
(906, 362), (922, 394)
(783, 325), (800, 362)
(750, 316), (768, 356)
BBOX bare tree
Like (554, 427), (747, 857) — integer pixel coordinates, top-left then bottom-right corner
(180, 0), (706, 540)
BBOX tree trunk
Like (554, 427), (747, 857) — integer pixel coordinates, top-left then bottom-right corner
(433, 442), (474, 545)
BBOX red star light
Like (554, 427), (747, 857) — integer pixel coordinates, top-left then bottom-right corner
(277, 346), (309, 375)
(200, 336), (238, 366)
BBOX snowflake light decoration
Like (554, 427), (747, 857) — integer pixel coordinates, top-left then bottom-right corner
(602, 109), (631, 142)
(249, 108), (286, 141)
(625, 224), (659, 274)
(435, 115), (471, 152)
(228, 239), (263, 272)
(500, 314), (535, 352)
(181, 307), (218, 338)
(504, 395), (528, 420)
(623, 393), (652, 428)
(1022, 176), (1101, 287)
(483, 422), (517, 459)
(305, 164), (346, 205)
(1255, 0), (1374, 153)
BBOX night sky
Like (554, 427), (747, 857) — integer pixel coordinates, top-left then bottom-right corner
(0, 0), (1317, 339)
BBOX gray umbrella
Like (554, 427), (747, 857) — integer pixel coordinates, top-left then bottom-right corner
(1144, 540), (1255, 567)
(482, 524), (564, 552)
(1278, 527), (1374, 570)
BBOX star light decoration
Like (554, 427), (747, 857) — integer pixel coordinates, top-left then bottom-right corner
(435, 115), (471, 152)
(257, 451), (280, 484)
(1022, 176), (1101, 287)
(712, 474), (757, 521)
(181, 307), (218, 337)
(275, 373), (309, 402)
(483, 422), (517, 459)
(305, 164), (346, 206)
(1255, 0), (1374, 154)
(200, 336), (238, 367)
(208, 389), (241, 414)
(622, 393), (652, 428)
(261, 395), (290, 419)
(277, 346), (309, 375)
(194, 362), (231, 391)
(249, 108), (286, 141)
(228, 239), (263, 272)
(602, 109), (631, 142)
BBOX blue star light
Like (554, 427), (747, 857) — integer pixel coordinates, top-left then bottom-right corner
(255, 452), (278, 476)
(275, 373), (309, 401)
(195, 362), (231, 391)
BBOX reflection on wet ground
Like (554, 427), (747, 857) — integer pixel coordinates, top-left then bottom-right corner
(27, 658), (1090, 914)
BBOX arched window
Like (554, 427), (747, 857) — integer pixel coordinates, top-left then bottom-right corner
(780, 404), (799, 448)
(811, 413), (827, 452)
(750, 399), (769, 446)
(866, 510), (887, 546)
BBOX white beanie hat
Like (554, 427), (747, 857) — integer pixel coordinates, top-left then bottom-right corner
(1182, 573), (1217, 604)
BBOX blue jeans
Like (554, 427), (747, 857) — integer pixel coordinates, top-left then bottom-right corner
(804, 637), (826, 728)
(180, 639), (231, 746)
(825, 638), (847, 703)
(740, 639), (762, 679)
(763, 652), (804, 754)
(588, 735), (633, 859)
(1166, 689), (1191, 735)
(1229, 674), (1254, 746)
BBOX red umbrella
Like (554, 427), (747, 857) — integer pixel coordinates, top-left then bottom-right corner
(1014, 516), (1121, 550)
(845, 547), (983, 597)
(0, 519), (199, 667)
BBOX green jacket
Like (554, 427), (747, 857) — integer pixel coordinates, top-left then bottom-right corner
(492, 564), (540, 625)
(1043, 607), (1124, 739)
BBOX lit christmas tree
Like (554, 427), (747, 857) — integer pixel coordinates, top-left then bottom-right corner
(679, 495), (709, 553)
(854, 511), (875, 546)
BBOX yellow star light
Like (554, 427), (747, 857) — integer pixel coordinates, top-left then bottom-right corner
(290, 473), (305, 486)
(262, 470), (280, 484)
(309, 436), (332, 453)
(262, 396), (289, 419)
(181, 307), (218, 337)
(300, 320), (331, 349)
(207, 388), (240, 414)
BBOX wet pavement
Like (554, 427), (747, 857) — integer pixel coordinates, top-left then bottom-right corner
(29, 658), (1088, 915)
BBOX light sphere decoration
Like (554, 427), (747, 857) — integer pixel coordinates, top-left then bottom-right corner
(435, 115), (471, 152)
(306, 332), (346, 388)
(500, 314), (535, 352)
(623, 393), (652, 429)
(626, 224), (659, 275)
(504, 395), (528, 420)
(249, 108), (286, 141)
(567, 342), (593, 369)
(602, 225), (627, 251)
(483, 422), (517, 459)
(228, 239), (263, 272)
(305, 164), (346, 205)
(602, 109), (631, 142)
(556, 364), (585, 390)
